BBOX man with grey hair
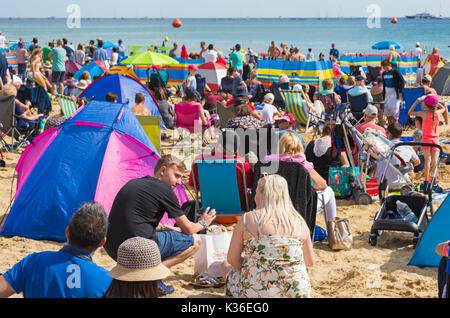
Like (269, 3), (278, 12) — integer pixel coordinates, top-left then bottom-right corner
(0, 202), (112, 298)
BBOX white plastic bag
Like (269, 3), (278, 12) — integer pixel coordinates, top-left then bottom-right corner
(194, 232), (232, 278)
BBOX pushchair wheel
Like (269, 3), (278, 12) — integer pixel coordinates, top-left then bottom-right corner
(412, 236), (420, 248)
(0, 159), (5, 167)
(369, 233), (377, 246)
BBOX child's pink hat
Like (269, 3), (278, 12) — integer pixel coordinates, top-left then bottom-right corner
(423, 95), (439, 107)
(188, 64), (198, 70)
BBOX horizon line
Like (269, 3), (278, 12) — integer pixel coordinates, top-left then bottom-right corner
(1, 16), (448, 19)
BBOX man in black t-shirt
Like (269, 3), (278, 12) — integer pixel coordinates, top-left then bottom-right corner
(104, 155), (216, 295)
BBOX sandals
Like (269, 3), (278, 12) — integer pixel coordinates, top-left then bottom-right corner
(190, 272), (225, 288)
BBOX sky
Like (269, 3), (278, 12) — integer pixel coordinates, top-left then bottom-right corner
(1, 0), (449, 18)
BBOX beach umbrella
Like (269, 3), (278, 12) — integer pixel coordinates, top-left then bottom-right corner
(96, 41), (117, 49)
(120, 51), (179, 66)
(372, 41), (401, 50)
(9, 42), (31, 50)
(197, 62), (228, 93)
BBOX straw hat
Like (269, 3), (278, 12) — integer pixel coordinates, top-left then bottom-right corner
(109, 237), (170, 282)
(76, 79), (90, 90)
(43, 61), (52, 69)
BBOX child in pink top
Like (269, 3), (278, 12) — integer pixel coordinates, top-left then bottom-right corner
(408, 95), (448, 190)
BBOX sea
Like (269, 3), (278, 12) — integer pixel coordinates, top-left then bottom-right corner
(0, 17), (449, 59)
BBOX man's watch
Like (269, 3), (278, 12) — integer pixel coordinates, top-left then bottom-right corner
(199, 220), (207, 230)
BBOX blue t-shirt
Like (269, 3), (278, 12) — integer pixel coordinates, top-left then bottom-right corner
(334, 85), (349, 103)
(93, 48), (108, 61)
(383, 70), (394, 88)
(2, 245), (112, 298)
(329, 48), (339, 59)
(230, 51), (244, 70)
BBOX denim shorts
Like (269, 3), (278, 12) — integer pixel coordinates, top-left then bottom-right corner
(156, 230), (194, 260)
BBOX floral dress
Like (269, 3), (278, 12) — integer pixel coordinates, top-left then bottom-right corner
(225, 212), (311, 298)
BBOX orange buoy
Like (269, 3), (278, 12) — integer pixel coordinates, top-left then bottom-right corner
(172, 18), (182, 28)
(391, 17), (398, 24)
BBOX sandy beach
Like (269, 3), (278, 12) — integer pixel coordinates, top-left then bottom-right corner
(1, 95), (449, 299)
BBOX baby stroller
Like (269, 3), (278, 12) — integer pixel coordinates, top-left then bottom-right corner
(368, 142), (442, 247)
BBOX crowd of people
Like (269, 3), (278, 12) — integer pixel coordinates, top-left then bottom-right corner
(0, 36), (449, 299)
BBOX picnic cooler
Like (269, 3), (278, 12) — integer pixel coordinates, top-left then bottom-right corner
(194, 231), (233, 278)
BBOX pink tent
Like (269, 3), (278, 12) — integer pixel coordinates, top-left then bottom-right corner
(65, 60), (82, 77)
(197, 62), (228, 93)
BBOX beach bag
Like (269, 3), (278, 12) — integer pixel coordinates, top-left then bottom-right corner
(194, 231), (233, 278)
(328, 167), (359, 197)
(326, 217), (353, 250)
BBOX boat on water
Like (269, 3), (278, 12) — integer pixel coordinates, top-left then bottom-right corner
(406, 12), (443, 19)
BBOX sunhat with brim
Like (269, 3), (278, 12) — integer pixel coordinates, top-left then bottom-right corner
(43, 61), (52, 69)
(109, 237), (171, 282)
(275, 113), (296, 126)
(76, 80), (90, 90)
(423, 95), (439, 108)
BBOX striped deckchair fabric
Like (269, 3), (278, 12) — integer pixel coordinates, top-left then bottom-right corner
(257, 60), (335, 90)
(339, 54), (419, 84)
(57, 94), (78, 119)
(279, 89), (309, 125)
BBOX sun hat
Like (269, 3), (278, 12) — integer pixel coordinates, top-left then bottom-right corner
(188, 64), (198, 71)
(234, 85), (250, 97)
(423, 95), (439, 107)
(275, 113), (296, 126)
(109, 237), (171, 282)
(363, 104), (378, 116)
(43, 61), (52, 69)
(264, 93), (274, 103)
(76, 79), (90, 90)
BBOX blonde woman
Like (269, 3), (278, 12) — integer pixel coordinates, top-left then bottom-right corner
(221, 174), (315, 298)
(388, 45), (401, 70)
(29, 48), (51, 91)
(265, 132), (337, 221)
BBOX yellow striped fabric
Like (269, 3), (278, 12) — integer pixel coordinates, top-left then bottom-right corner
(280, 89), (308, 125)
(57, 95), (78, 120)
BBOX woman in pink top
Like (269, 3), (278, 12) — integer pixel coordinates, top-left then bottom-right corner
(408, 94), (448, 188)
(427, 48), (441, 76)
(265, 132), (337, 221)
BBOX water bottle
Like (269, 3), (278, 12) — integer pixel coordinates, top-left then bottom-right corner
(396, 200), (418, 223)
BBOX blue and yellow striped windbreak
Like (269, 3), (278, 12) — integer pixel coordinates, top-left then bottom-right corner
(279, 89), (308, 125)
(339, 54), (419, 84)
(257, 60), (335, 90)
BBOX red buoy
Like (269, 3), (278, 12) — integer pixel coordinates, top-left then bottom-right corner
(391, 17), (398, 24)
(172, 18), (182, 28)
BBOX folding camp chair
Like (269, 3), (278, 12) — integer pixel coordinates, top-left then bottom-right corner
(0, 95), (40, 152)
(400, 87), (425, 126)
(216, 101), (234, 129)
(196, 77), (207, 100)
(271, 83), (287, 109)
(136, 115), (161, 153)
(347, 92), (369, 124)
(366, 66), (381, 84)
(220, 76), (234, 95)
(251, 161), (317, 238)
(280, 89), (309, 126)
(57, 94), (78, 119)
(192, 159), (249, 223)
